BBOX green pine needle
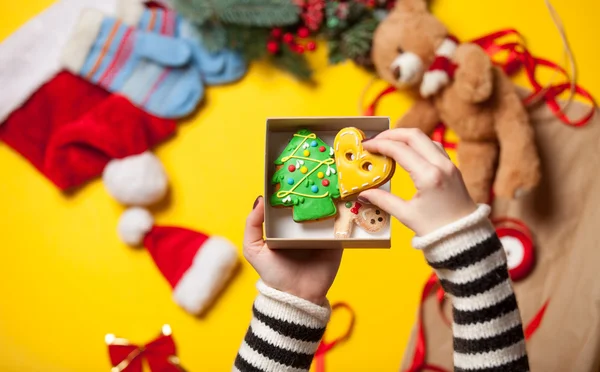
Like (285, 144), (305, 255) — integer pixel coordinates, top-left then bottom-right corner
(174, 0), (299, 26)
(271, 47), (313, 81)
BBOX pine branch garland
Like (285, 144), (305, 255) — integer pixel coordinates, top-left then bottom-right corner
(174, 0), (394, 80)
(271, 46), (313, 81)
(198, 21), (228, 52)
(173, 0), (300, 26)
(226, 26), (270, 60)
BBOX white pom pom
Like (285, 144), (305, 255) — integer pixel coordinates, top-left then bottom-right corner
(117, 207), (154, 246)
(103, 151), (168, 206)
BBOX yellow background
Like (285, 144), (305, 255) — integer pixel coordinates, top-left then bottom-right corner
(0, 1), (598, 371)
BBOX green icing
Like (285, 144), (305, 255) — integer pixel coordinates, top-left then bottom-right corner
(270, 129), (340, 222)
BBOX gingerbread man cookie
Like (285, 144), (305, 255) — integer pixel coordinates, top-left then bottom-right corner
(334, 200), (389, 239)
(334, 127), (395, 199)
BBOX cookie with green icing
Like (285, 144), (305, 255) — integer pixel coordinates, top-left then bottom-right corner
(270, 129), (340, 222)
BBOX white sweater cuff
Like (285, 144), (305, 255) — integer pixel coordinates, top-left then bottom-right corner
(412, 205), (495, 262)
(256, 280), (331, 326)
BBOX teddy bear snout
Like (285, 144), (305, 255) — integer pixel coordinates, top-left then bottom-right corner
(392, 65), (401, 80)
(390, 52), (424, 86)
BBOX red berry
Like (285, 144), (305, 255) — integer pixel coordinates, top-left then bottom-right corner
(319, 146), (326, 152)
(283, 33), (294, 44)
(322, 179), (330, 186)
(266, 40), (279, 54)
(271, 28), (282, 38)
(297, 27), (310, 38)
(295, 45), (305, 54)
(306, 41), (317, 51)
(288, 165), (296, 172)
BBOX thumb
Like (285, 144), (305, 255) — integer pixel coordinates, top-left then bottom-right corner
(359, 188), (409, 223)
(136, 32), (192, 67)
(244, 196), (265, 249)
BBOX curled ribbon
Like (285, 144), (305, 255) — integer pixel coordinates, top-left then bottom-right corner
(106, 324), (184, 372)
(314, 302), (356, 372)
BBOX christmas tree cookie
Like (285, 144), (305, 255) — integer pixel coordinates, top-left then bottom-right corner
(271, 129), (340, 222)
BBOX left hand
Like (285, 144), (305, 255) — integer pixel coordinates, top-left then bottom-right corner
(243, 196), (343, 305)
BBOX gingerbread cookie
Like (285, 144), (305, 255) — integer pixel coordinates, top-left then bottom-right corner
(270, 129), (341, 222)
(334, 127), (395, 199)
(334, 200), (389, 239)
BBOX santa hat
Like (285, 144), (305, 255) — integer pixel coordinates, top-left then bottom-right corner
(117, 208), (239, 315)
(0, 72), (176, 191)
(420, 35), (459, 98)
(0, 0), (123, 123)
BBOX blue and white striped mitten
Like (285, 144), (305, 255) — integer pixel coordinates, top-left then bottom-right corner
(117, 0), (247, 85)
(61, 9), (204, 119)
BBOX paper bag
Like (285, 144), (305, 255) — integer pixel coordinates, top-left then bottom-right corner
(400, 97), (600, 372)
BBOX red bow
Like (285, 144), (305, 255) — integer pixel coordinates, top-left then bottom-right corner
(106, 325), (184, 372)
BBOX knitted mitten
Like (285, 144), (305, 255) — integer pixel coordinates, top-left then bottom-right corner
(117, 0), (247, 85)
(61, 9), (203, 118)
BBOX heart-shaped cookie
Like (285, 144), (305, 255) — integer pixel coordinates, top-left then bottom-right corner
(334, 127), (395, 199)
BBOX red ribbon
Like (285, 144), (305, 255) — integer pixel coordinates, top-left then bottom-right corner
(405, 272), (550, 372)
(363, 29), (597, 127)
(106, 325), (184, 372)
(314, 302), (356, 372)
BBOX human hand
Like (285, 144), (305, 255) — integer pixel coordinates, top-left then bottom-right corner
(358, 128), (477, 236)
(243, 196), (343, 305)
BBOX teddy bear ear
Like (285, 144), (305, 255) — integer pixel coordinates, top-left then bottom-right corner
(394, 0), (429, 13)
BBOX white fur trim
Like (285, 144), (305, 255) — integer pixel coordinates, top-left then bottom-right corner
(117, 0), (146, 26)
(172, 236), (239, 315)
(102, 151), (168, 207)
(117, 207), (154, 246)
(60, 9), (105, 74)
(420, 70), (450, 97)
(0, 0), (119, 123)
(389, 52), (424, 86)
(436, 38), (458, 58)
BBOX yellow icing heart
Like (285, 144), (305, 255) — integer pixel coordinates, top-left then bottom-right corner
(334, 127), (395, 199)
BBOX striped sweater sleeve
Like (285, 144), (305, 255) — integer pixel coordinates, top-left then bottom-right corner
(412, 205), (530, 372)
(234, 280), (331, 372)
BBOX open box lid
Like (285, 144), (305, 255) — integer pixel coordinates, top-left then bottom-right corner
(264, 117), (392, 249)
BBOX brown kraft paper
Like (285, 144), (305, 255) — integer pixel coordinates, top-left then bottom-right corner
(400, 96), (600, 372)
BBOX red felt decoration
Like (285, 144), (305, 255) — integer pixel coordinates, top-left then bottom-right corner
(106, 325), (183, 372)
(0, 71), (175, 191)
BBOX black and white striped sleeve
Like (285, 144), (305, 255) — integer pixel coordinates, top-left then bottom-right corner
(413, 205), (529, 372)
(234, 280), (331, 372)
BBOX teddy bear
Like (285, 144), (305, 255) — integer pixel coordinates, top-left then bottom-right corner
(371, 0), (541, 203)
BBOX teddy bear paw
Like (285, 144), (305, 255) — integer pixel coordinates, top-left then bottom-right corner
(420, 71), (450, 97)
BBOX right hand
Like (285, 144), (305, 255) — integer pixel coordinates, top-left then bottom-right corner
(359, 128), (477, 236)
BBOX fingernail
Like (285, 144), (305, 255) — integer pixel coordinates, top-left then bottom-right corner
(361, 136), (375, 143)
(253, 196), (262, 209)
(357, 195), (370, 204)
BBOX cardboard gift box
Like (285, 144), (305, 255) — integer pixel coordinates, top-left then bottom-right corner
(264, 116), (392, 249)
